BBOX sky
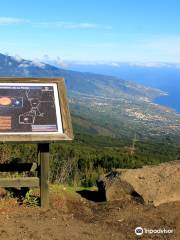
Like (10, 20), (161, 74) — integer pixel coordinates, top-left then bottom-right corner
(0, 0), (180, 63)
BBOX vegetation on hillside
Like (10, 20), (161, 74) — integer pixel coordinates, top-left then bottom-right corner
(0, 127), (179, 187)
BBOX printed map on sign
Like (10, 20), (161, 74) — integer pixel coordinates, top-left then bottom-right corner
(0, 83), (62, 133)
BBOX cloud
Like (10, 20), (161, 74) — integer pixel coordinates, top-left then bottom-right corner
(0, 16), (111, 30)
(42, 55), (68, 68)
(31, 60), (46, 68)
(11, 54), (23, 62)
(110, 62), (120, 67)
(0, 17), (27, 25)
(33, 21), (111, 30)
(18, 63), (29, 68)
(127, 62), (166, 68)
(18, 60), (45, 68)
(60, 59), (180, 69)
(53, 57), (67, 68)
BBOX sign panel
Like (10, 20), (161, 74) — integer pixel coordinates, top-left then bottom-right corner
(0, 78), (73, 143)
(0, 83), (62, 134)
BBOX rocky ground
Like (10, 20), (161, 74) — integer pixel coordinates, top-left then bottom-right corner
(0, 186), (179, 240)
(97, 160), (180, 206)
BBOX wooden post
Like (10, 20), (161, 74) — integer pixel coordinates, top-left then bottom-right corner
(38, 143), (50, 208)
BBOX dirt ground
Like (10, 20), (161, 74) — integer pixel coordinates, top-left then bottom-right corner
(0, 188), (179, 240)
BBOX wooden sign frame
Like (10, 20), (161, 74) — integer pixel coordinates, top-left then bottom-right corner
(0, 77), (73, 208)
(0, 77), (73, 143)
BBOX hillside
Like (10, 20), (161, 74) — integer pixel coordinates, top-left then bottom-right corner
(0, 53), (180, 139)
(0, 53), (164, 99)
(67, 61), (180, 113)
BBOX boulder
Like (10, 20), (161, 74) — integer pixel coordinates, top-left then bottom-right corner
(97, 160), (180, 206)
(0, 187), (7, 198)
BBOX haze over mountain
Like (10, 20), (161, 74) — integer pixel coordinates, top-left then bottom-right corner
(0, 53), (179, 139)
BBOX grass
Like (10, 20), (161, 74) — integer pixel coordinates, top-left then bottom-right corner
(0, 183), (98, 208)
(49, 184), (97, 194)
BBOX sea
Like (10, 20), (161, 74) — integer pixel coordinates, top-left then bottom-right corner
(154, 86), (180, 114)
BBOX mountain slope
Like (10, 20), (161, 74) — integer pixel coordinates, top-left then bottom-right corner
(67, 61), (180, 113)
(0, 53), (164, 100)
(0, 53), (179, 139)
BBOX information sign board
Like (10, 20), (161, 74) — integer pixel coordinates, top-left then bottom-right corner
(0, 78), (73, 142)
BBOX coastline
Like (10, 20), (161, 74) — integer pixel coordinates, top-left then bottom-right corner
(154, 94), (180, 114)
